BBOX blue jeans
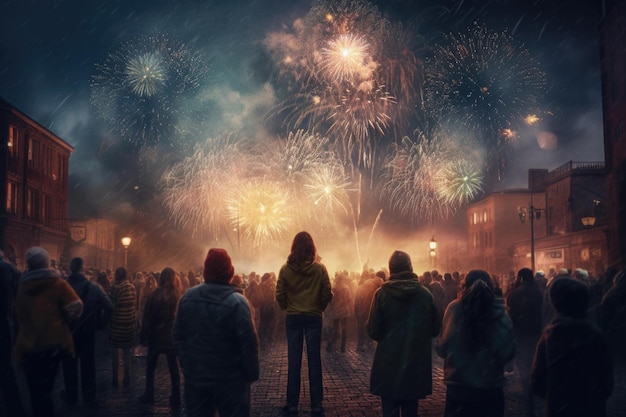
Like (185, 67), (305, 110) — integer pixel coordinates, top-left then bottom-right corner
(285, 314), (323, 410)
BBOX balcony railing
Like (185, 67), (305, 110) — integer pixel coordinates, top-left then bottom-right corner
(546, 161), (605, 182)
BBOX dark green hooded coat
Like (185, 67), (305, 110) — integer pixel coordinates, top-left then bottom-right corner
(367, 271), (441, 400)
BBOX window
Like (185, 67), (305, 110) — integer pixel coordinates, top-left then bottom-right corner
(483, 209), (488, 223)
(8, 125), (18, 157)
(6, 182), (18, 214)
(42, 195), (51, 225)
(473, 212), (478, 225)
(28, 138), (41, 168)
(43, 147), (53, 176)
(26, 188), (39, 220)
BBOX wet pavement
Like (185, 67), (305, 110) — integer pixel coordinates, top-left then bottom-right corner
(3, 330), (626, 417)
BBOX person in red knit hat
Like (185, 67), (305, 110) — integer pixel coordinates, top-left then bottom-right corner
(173, 248), (259, 417)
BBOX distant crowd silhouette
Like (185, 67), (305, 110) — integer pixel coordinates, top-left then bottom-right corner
(1, 234), (624, 417)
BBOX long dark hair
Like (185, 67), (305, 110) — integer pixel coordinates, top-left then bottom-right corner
(287, 231), (316, 265)
(159, 267), (182, 302)
(460, 269), (496, 353)
(114, 267), (127, 283)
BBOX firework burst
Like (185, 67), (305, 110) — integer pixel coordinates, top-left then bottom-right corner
(382, 132), (481, 224)
(320, 33), (375, 84)
(328, 82), (395, 165)
(424, 22), (545, 178)
(264, 0), (399, 170)
(160, 134), (245, 238)
(261, 130), (334, 183)
(125, 52), (166, 97)
(90, 34), (209, 148)
(437, 159), (484, 206)
(226, 179), (294, 245)
(304, 164), (351, 213)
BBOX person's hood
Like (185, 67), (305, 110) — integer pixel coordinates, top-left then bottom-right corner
(380, 271), (423, 300)
(19, 268), (62, 295)
(20, 268), (61, 282)
(285, 261), (319, 276)
(544, 316), (600, 366)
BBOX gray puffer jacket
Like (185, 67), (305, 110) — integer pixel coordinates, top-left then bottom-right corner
(173, 282), (259, 385)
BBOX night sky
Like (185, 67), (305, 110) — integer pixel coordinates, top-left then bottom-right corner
(0, 0), (605, 270)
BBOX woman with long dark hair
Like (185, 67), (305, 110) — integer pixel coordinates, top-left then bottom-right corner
(436, 269), (516, 417)
(139, 267), (182, 406)
(275, 231), (333, 416)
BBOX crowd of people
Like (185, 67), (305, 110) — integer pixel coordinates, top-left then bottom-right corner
(1, 235), (625, 417)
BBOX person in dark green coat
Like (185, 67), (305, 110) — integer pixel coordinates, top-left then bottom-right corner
(367, 250), (442, 417)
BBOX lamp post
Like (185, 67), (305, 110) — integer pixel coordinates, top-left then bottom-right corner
(429, 236), (437, 267)
(121, 236), (131, 270)
(518, 203), (544, 272)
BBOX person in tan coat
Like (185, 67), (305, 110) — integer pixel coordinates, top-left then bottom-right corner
(14, 247), (83, 417)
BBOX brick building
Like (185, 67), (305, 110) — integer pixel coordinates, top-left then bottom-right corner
(0, 97), (73, 269)
(467, 161), (608, 280)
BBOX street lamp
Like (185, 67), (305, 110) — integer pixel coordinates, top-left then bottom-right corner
(429, 236), (437, 267)
(518, 203), (544, 272)
(121, 236), (131, 270)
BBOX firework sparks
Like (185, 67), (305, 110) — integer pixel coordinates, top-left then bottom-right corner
(525, 114), (540, 125)
(304, 164), (351, 213)
(424, 22), (546, 178)
(320, 33), (374, 84)
(382, 132), (481, 224)
(160, 134), (245, 238)
(226, 179), (294, 245)
(264, 0), (396, 170)
(90, 34), (209, 148)
(437, 159), (484, 206)
(262, 130), (334, 183)
(125, 52), (166, 97)
(328, 83), (396, 167)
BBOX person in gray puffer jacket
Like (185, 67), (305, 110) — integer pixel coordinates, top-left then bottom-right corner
(173, 248), (259, 417)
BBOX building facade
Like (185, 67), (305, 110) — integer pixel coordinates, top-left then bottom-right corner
(67, 218), (121, 271)
(467, 189), (546, 279)
(467, 161), (609, 280)
(601, 0), (626, 270)
(1, 97), (74, 269)
(531, 161), (608, 278)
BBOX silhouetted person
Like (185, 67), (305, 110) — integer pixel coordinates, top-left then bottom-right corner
(0, 250), (26, 416)
(109, 267), (137, 388)
(368, 250), (441, 417)
(15, 247), (83, 417)
(531, 277), (613, 417)
(437, 270), (516, 417)
(62, 257), (113, 407)
(506, 267), (543, 416)
(326, 272), (353, 353)
(174, 248), (259, 417)
(354, 270), (381, 352)
(276, 231), (333, 416)
(139, 267), (182, 406)
(257, 272), (278, 352)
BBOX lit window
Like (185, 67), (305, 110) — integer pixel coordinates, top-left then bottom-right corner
(6, 183), (18, 214)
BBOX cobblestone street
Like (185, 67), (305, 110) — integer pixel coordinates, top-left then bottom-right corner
(4, 330), (625, 417)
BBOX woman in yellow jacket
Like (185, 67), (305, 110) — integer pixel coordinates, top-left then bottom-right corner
(276, 231), (333, 416)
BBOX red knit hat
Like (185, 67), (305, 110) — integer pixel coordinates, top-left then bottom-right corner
(203, 248), (234, 283)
